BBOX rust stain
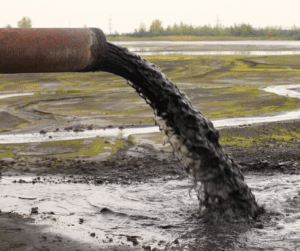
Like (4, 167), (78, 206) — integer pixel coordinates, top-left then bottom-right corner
(0, 28), (105, 73)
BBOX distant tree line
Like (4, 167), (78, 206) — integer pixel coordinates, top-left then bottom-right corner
(109, 19), (300, 40)
(4, 17), (32, 28)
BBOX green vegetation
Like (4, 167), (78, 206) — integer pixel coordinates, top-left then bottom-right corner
(108, 20), (300, 40)
(1, 54), (300, 128)
(203, 86), (300, 119)
(108, 36), (288, 42)
(54, 89), (84, 94)
(1, 53), (300, 158)
(220, 121), (300, 148)
(0, 148), (17, 158)
(0, 137), (125, 159)
(17, 16), (32, 28)
(45, 138), (125, 158)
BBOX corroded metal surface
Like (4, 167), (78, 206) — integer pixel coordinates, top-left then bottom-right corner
(0, 28), (107, 73)
(101, 42), (260, 218)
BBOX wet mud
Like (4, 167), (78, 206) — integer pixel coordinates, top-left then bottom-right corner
(1, 121), (300, 250)
(0, 111), (28, 130)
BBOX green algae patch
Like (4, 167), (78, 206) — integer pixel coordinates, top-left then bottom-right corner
(33, 138), (124, 159)
(128, 135), (136, 145)
(0, 138), (126, 159)
(202, 85), (300, 119)
(246, 55), (300, 69)
(207, 55), (300, 82)
(67, 138), (125, 158)
(2, 54), (300, 127)
(38, 138), (84, 151)
(204, 96), (300, 119)
(144, 55), (207, 62)
(0, 148), (17, 158)
(219, 121), (300, 148)
(149, 134), (164, 142)
(54, 89), (85, 95)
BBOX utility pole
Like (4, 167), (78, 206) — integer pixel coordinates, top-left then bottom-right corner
(108, 14), (113, 35)
(215, 14), (221, 28)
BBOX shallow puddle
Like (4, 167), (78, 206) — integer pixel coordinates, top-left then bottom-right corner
(1, 174), (300, 250)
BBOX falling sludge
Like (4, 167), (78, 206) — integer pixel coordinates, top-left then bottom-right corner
(99, 41), (260, 218)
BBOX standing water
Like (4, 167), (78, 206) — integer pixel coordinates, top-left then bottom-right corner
(114, 40), (300, 56)
(2, 174), (300, 250)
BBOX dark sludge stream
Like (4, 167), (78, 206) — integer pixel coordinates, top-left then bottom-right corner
(101, 41), (260, 218)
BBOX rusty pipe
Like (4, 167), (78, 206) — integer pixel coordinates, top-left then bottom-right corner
(0, 28), (107, 73)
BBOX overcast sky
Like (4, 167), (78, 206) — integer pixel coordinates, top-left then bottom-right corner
(2, 0), (300, 34)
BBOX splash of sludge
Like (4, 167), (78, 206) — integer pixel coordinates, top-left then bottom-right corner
(101, 42), (260, 218)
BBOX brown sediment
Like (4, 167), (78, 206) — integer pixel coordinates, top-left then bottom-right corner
(101, 42), (260, 218)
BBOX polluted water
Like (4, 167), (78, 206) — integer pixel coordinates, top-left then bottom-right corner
(2, 174), (300, 250)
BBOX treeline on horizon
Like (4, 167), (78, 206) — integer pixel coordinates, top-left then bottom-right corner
(108, 20), (300, 40)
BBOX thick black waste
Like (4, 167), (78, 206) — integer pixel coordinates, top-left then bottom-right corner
(101, 42), (260, 218)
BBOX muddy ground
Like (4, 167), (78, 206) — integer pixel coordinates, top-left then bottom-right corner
(1, 52), (300, 250)
(1, 120), (300, 251)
